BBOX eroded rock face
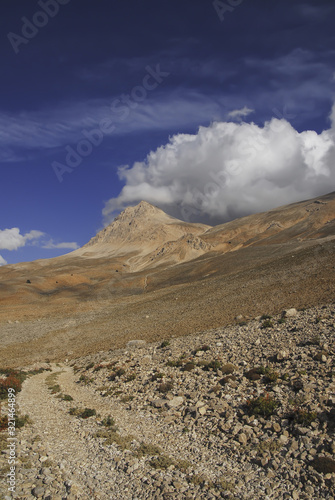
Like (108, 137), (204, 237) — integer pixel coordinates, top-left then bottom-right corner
(10, 303), (335, 500)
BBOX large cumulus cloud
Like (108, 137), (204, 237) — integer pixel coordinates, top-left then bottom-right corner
(103, 104), (335, 223)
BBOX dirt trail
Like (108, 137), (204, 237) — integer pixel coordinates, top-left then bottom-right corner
(15, 365), (157, 499)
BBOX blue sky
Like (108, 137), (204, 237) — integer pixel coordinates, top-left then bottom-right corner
(1, 0), (335, 265)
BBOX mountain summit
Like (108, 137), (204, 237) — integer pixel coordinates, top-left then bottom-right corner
(74, 201), (211, 270)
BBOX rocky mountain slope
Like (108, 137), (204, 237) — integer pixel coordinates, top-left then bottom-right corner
(1, 304), (334, 499)
(0, 192), (334, 367)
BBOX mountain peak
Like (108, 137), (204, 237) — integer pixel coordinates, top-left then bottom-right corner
(114, 201), (171, 223)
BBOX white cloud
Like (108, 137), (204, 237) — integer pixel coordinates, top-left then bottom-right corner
(228, 106), (254, 120)
(0, 255), (7, 266)
(0, 229), (79, 259)
(0, 228), (44, 251)
(103, 103), (335, 223)
(42, 240), (79, 250)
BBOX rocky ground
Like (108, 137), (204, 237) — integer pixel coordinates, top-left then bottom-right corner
(1, 303), (335, 499)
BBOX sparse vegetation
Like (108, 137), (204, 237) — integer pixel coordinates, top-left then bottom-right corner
(134, 442), (162, 457)
(95, 429), (134, 450)
(69, 407), (96, 419)
(202, 360), (222, 372)
(311, 456), (335, 474)
(0, 369), (26, 399)
(221, 363), (236, 375)
(256, 439), (282, 454)
(182, 362), (195, 372)
(109, 368), (126, 381)
(246, 394), (279, 418)
(261, 319), (274, 329)
(61, 394), (74, 401)
(289, 408), (317, 426)
(160, 340), (170, 348)
(101, 415), (116, 428)
(260, 314), (272, 320)
(149, 454), (191, 472)
(158, 382), (173, 393)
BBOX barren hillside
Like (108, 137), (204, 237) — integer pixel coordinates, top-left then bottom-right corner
(0, 193), (334, 367)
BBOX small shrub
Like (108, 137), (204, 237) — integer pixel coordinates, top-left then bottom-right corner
(125, 373), (136, 382)
(109, 368), (126, 381)
(49, 384), (61, 394)
(261, 319), (274, 329)
(85, 363), (94, 370)
(246, 394), (279, 418)
(182, 362), (195, 372)
(200, 345), (210, 352)
(69, 407), (97, 418)
(260, 314), (272, 320)
(69, 407), (81, 416)
(93, 364), (104, 372)
(221, 363), (236, 375)
(245, 366), (265, 381)
(160, 341), (170, 348)
(203, 360), (222, 372)
(134, 442), (162, 457)
(0, 369), (25, 399)
(149, 454), (174, 470)
(79, 374), (90, 384)
(15, 414), (31, 428)
(257, 439), (282, 454)
(0, 414), (8, 430)
(95, 430), (134, 450)
(149, 455), (190, 472)
(61, 394), (73, 401)
(102, 415), (116, 427)
(80, 408), (96, 419)
(289, 408), (317, 426)
(166, 359), (183, 367)
(158, 382), (173, 394)
(219, 375), (236, 385)
(264, 371), (279, 384)
(311, 456), (335, 474)
(278, 318), (286, 324)
(151, 373), (164, 381)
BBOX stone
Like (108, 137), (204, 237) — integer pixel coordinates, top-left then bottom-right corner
(32, 486), (45, 498)
(238, 433), (247, 445)
(167, 396), (184, 408)
(152, 399), (166, 408)
(283, 308), (298, 317)
(276, 350), (289, 361)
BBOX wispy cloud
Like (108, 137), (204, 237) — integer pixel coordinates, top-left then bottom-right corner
(228, 106), (254, 120)
(42, 240), (79, 250)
